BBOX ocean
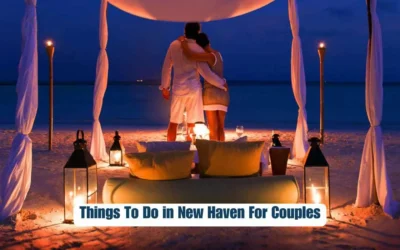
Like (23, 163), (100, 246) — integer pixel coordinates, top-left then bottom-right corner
(0, 81), (399, 131)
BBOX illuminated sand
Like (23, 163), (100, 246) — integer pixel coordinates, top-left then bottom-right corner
(0, 127), (399, 249)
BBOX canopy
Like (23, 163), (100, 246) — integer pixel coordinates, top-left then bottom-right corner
(90, 0), (309, 164)
(2, 0), (397, 221)
(108, 0), (274, 22)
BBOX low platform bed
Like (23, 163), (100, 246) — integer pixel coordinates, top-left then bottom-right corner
(102, 175), (300, 204)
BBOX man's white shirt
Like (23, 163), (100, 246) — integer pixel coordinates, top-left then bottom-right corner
(160, 39), (226, 96)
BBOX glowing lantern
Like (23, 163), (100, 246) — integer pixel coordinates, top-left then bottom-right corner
(303, 137), (330, 217)
(63, 130), (98, 224)
(193, 122), (209, 139)
(109, 131), (124, 166)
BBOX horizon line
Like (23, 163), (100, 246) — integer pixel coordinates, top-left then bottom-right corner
(0, 80), (400, 84)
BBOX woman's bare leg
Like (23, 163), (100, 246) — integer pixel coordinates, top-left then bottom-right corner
(217, 111), (226, 142)
(205, 111), (219, 141)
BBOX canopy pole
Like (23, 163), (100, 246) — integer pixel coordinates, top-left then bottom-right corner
(288, 0), (309, 161)
(355, 0), (399, 217)
(90, 0), (109, 162)
(0, 0), (38, 220)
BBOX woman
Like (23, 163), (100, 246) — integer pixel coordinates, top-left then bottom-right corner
(178, 33), (230, 141)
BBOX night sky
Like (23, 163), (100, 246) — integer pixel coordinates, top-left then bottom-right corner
(0, 0), (399, 82)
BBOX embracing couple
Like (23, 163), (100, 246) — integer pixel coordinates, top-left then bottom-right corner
(159, 22), (230, 142)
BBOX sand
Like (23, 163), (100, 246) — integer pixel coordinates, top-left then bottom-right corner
(0, 126), (399, 250)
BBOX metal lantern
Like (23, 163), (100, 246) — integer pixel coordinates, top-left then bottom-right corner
(109, 131), (124, 166)
(64, 130), (98, 224)
(303, 137), (330, 217)
(272, 134), (282, 147)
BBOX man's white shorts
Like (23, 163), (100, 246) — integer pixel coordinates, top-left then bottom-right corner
(170, 89), (204, 124)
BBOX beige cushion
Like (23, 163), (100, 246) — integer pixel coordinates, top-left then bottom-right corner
(135, 141), (191, 153)
(195, 139), (265, 177)
(126, 151), (194, 180)
(103, 176), (300, 204)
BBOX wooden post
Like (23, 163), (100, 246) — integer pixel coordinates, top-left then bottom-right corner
(46, 41), (55, 151)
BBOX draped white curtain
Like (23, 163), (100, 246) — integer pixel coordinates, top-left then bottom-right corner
(355, 0), (399, 217)
(288, 0), (308, 160)
(90, 0), (109, 162)
(0, 0), (38, 220)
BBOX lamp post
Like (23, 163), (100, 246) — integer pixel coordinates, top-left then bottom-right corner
(46, 40), (55, 151)
(318, 42), (326, 144)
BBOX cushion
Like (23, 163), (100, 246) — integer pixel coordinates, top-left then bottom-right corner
(126, 151), (194, 180)
(195, 139), (265, 177)
(135, 141), (191, 153)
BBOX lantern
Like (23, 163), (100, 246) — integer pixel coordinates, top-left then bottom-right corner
(272, 134), (282, 147)
(303, 137), (330, 217)
(109, 131), (124, 166)
(193, 122), (209, 139)
(64, 130), (98, 224)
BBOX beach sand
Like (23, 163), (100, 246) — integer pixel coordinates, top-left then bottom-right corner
(0, 127), (399, 250)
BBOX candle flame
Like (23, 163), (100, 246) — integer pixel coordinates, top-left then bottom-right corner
(112, 151), (122, 163)
(194, 123), (209, 138)
(319, 42), (325, 48)
(311, 184), (321, 204)
(74, 195), (85, 205)
(46, 40), (53, 47)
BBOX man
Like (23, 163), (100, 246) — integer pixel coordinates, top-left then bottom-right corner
(160, 22), (227, 141)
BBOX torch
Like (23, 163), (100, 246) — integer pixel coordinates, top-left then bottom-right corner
(318, 42), (326, 144)
(46, 40), (55, 151)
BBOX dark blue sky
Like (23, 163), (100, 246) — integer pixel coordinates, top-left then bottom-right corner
(1, 0), (399, 82)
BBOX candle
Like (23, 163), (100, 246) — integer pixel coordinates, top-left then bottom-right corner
(74, 195), (85, 205)
(113, 151), (122, 163)
(311, 184), (321, 204)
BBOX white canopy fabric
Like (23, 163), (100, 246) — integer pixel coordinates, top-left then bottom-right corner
(0, 0), (38, 220)
(90, 0), (310, 164)
(108, 0), (274, 22)
(90, 0), (110, 162)
(355, 0), (399, 217)
(288, 0), (308, 160)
